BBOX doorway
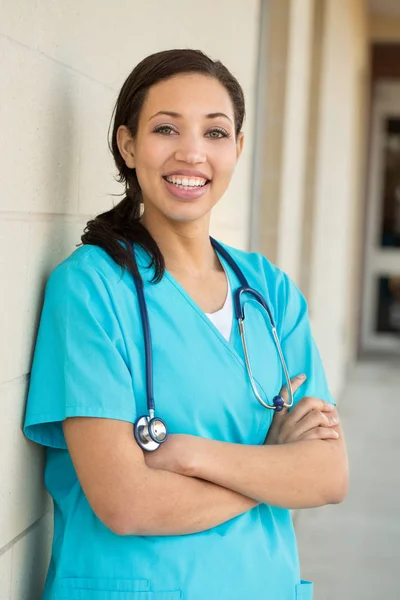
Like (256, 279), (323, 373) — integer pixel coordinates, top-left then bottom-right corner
(361, 80), (400, 353)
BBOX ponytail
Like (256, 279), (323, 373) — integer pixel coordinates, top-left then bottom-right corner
(80, 190), (164, 283)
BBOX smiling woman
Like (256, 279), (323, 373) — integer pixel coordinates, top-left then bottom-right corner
(23, 49), (348, 600)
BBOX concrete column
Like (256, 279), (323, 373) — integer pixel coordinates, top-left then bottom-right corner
(307, 0), (368, 395)
(277, 0), (315, 286)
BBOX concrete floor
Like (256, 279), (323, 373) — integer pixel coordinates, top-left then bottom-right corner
(295, 357), (400, 600)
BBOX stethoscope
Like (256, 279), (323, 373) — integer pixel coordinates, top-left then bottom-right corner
(133, 237), (294, 452)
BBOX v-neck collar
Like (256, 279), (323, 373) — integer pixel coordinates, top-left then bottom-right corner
(204, 271), (231, 317)
(163, 250), (237, 349)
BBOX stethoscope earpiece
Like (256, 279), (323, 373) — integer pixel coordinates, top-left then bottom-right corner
(134, 415), (168, 452)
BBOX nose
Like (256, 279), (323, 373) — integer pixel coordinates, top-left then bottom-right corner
(173, 133), (207, 164)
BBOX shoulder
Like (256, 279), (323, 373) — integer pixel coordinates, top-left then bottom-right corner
(48, 244), (125, 286)
(52, 244), (124, 278)
(216, 240), (287, 294)
(216, 240), (306, 323)
(44, 244), (130, 311)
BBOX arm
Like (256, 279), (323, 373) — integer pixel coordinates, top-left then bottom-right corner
(145, 381), (349, 509)
(146, 422), (348, 510)
(63, 417), (258, 537)
(196, 425), (348, 508)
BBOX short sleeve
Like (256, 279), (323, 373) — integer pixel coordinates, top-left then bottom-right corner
(24, 261), (137, 449)
(278, 273), (335, 406)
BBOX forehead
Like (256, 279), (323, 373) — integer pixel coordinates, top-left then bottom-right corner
(141, 73), (234, 119)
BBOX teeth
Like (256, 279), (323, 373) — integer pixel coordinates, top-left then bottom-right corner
(165, 175), (207, 188)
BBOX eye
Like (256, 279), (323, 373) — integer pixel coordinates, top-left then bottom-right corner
(153, 125), (177, 135)
(206, 127), (230, 139)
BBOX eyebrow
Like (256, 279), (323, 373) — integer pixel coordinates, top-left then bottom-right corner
(148, 110), (233, 123)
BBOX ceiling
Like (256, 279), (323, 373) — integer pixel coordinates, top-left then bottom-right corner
(368, 0), (400, 17)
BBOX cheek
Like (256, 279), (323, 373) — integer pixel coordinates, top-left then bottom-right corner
(135, 160), (163, 194)
(213, 154), (238, 186)
(135, 139), (167, 178)
(211, 143), (238, 174)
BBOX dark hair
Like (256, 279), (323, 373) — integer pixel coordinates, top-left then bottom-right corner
(80, 48), (246, 283)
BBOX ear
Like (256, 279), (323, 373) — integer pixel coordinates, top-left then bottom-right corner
(236, 132), (244, 161)
(116, 125), (136, 169)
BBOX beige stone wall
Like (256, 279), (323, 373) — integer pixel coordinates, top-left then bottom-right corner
(0, 2), (261, 596)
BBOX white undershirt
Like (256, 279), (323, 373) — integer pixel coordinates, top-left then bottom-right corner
(205, 276), (233, 342)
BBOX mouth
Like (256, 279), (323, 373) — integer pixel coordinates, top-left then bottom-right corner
(161, 174), (211, 201)
(162, 175), (210, 191)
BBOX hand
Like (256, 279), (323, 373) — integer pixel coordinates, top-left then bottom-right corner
(264, 375), (340, 445)
(143, 434), (197, 476)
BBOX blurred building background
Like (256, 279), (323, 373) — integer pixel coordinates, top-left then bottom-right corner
(0, 0), (399, 598)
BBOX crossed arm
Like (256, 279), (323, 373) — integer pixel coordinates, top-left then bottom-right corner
(144, 426), (348, 511)
(63, 376), (349, 536)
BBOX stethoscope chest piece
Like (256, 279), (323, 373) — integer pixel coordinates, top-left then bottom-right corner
(134, 415), (168, 452)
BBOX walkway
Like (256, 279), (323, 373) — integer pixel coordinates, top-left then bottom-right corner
(295, 357), (400, 600)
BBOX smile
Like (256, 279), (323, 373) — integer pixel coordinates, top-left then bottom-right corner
(163, 175), (209, 190)
(162, 174), (211, 201)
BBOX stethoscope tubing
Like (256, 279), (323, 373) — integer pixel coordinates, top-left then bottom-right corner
(132, 238), (294, 451)
(210, 238), (293, 409)
(133, 276), (155, 414)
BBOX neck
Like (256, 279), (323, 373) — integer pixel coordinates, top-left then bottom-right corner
(140, 210), (220, 277)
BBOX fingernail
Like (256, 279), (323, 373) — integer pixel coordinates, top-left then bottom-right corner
(333, 430), (339, 438)
(297, 374), (307, 381)
(330, 416), (339, 425)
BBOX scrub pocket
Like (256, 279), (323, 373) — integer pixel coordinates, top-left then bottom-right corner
(295, 580), (313, 600)
(54, 577), (182, 600)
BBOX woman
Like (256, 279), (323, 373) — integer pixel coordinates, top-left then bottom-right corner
(24, 49), (348, 600)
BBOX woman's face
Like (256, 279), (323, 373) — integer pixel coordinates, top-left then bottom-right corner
(117, 73), (244, 227)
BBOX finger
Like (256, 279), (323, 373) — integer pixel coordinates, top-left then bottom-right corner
(277, 374), (307, 407)
(299, 426), (340, 441)
(291, 409), (339, 438)
(325, 409), (340, 426)
(286, 396), (336, 423)
(281, 408), (326, 440)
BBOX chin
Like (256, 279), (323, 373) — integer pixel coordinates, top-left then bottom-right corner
(165, 211), (209, 224)
(162, 201), (214, 223)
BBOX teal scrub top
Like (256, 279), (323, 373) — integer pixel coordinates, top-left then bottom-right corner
(24, 240), (334, 600)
